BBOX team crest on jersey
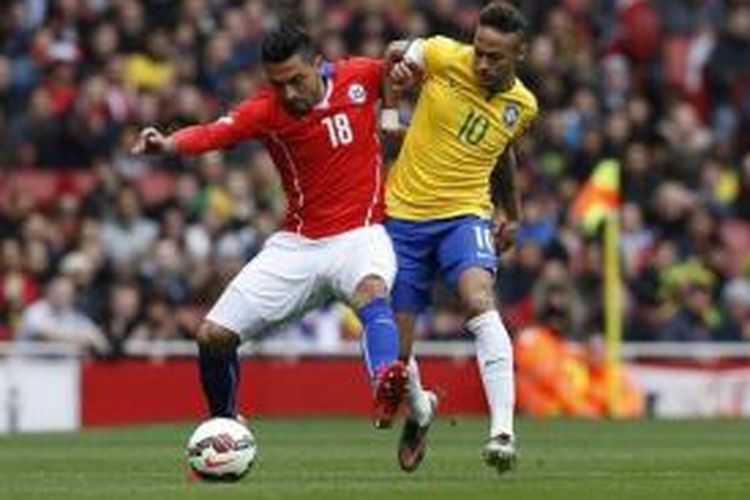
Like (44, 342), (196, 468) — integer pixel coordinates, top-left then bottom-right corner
(503, 103), (521, 128)
(348, 83), (367, 104)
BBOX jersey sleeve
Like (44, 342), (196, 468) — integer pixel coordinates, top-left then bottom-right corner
(172, 91), (273, 155)
(422, 36), (460, 77)
(345, 57), (385, 99)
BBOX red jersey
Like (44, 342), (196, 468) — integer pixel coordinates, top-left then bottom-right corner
(173, 58), (386, 239)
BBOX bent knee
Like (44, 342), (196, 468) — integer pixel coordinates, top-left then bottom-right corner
(462, 291), (496, 318)
(458, 268), (497, 317)
(351, 275), (389, 309)
(460, 279), (497, 317)
(195, 321), (239, 351)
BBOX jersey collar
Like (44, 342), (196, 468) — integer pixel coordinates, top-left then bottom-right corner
(485, 76), (519, 102)
(314, 62), (336, 110)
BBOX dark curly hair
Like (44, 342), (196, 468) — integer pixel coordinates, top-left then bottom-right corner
(479, 1), (528, 37)
(261, 24), (315, 64)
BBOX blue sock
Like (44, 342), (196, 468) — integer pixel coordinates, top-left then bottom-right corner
(198, 346), (240, 418)
(358, 298), (400, 380)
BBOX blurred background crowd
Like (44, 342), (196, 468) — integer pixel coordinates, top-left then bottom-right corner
(1, 0), (749, 357)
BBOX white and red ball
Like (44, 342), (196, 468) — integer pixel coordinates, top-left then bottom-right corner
(186, 418), (257, 481)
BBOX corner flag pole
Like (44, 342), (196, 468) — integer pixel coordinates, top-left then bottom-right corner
(603, 213), (622, 417)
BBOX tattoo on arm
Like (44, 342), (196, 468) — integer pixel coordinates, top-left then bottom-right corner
(490, 146), (521, 221)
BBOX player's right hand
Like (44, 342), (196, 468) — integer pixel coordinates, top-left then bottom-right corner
(131, 127), (172, 155)
(493, 218), (519, 254)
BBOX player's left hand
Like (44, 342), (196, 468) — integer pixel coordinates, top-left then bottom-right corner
(132, 127), (173, 155)
(493, 218), (519, 254)
(389, 60), (422, 93)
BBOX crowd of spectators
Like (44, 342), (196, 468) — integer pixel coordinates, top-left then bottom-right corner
(1, 0), (749, 356)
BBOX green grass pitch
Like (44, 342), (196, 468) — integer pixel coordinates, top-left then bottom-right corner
(1, 418), (749, 500)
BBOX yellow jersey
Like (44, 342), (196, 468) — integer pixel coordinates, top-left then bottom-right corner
(386, 36), (539, 221)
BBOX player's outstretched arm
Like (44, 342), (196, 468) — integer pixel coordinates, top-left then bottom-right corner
(132, 97), (268, 157)
(490, 146), (522, 253)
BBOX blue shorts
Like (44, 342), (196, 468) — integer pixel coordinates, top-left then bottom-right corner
(385, 216), (497, 313)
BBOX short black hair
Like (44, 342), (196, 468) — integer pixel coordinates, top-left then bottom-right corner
(261, 24), (314, 64)
(479, 1), (528, 37)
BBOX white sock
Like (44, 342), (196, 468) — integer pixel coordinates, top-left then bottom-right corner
(467, 310), (514, 438)
(406, 356), (432, 426)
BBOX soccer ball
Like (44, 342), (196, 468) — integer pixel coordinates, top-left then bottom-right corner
(186, 418), (257, 481)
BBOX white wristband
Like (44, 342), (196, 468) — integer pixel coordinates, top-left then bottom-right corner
(380, 108), (401, 132)
(404, 38), (425, 69)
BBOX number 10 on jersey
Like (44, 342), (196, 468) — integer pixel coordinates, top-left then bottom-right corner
(322, 113), (353, 148)
(458, 109), (489, 145)
(474, 225), (495, 253)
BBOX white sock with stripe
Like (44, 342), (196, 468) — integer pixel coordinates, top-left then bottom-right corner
(406, 356), (432, 427)
(467, 310), (515, 438)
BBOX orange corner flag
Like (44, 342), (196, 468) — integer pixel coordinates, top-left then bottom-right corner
(571, 159), (621, 233)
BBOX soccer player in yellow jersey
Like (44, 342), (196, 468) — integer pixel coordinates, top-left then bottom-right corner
(383, 2), (538, 474)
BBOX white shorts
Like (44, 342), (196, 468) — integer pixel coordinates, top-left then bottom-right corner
(205, 224), (396, 340)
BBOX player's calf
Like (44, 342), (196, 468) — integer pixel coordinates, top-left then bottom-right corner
(352, 276), (407, 428)
(459, 269), (517, 456)
(196, 321), (241, 418)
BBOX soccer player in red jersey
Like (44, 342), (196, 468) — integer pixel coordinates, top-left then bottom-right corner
(132, 25), (406, 429)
